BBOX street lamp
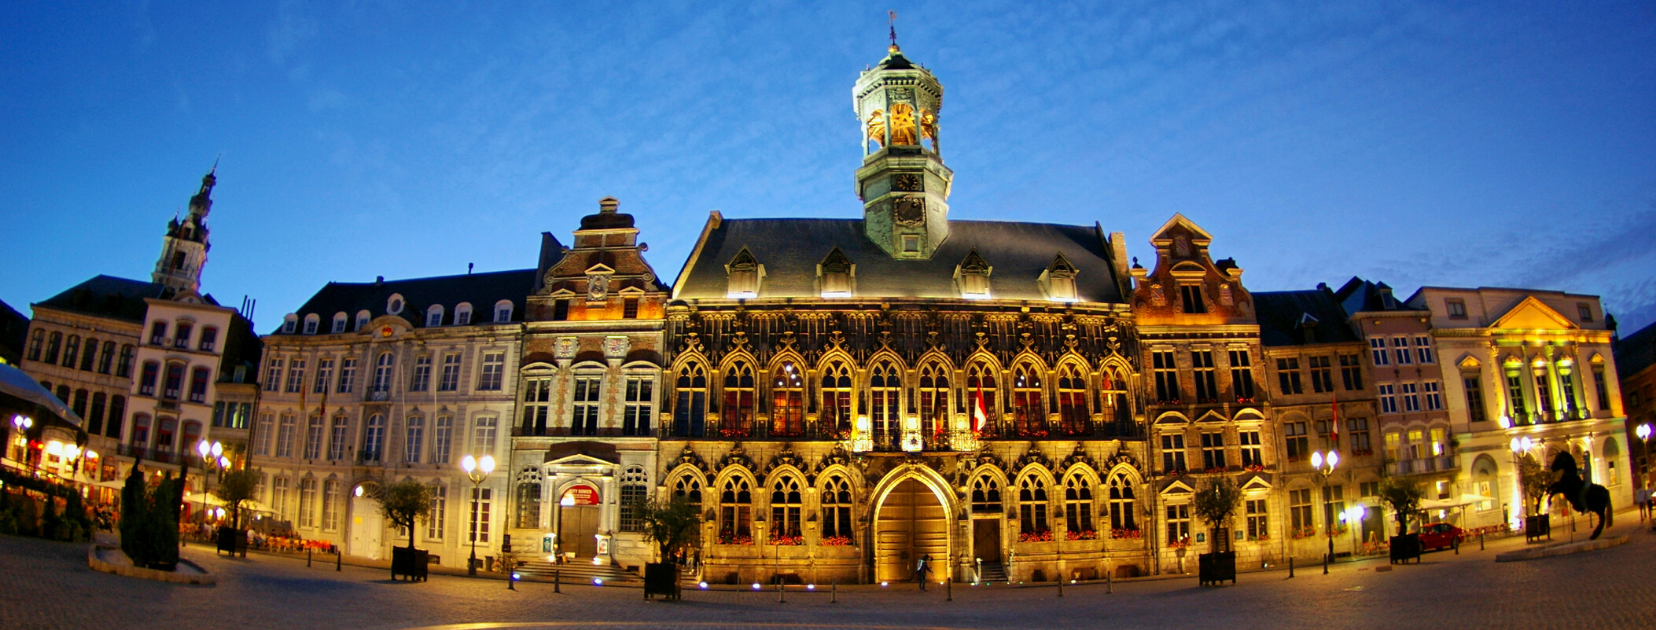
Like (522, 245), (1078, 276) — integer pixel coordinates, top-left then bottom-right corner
(1343, 504), (1366, 556)
(1636, 424), (1652, 491)
(460, 453), (495, 576)
(194, 440), (224, 525)
(1309, 449), (1339, 573)
(11, 415), (33, 467)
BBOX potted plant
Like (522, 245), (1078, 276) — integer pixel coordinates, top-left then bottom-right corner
(1192, 476), (1241, 586)
(370, 481), (433, 581)
(212, 468), (260, 558)
(637, 496), (700, 600)
(1378, 476), (1424, 564)
(1518, 455), (1556, 541)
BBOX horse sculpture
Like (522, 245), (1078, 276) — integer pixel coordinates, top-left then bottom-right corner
(1547, 453), (1612, 539)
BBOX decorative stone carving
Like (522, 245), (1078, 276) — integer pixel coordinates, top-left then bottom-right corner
(603, 335), (629, 360)
(554, 337), (578, 360)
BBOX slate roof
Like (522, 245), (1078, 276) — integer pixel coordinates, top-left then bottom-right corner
(33, 275), (195, 323)
(1332, 276), (1420, 316)
(0, 298), (28, 364)
(281, 269), (537, 334)
(674, 218), (1126, 302)
(1614, 320), (1656, 379)
(1255, 288), (1363, 347)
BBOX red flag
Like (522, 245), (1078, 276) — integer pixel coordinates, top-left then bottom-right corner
(1330, 393), (1340, 451)
(973, 382), (988, 433)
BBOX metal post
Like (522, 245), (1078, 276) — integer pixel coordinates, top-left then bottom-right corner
(336, 549), (342, 571)
(307, 548), (312, 568)
(1288, 556), (1294, 578)
(1322, 552), (1328, 575)
(468, 480), (480, 576)
(831, 581), (838, 604)
(1057, 574), (1064, 597)
(778, 579), (785, 603)
(947, 576), (952, 601)
(507, 558), (515, 590)
(1480, 533), (1485, 551)
(1106, 570), (1113, 594)
(554, 569), (561, 593)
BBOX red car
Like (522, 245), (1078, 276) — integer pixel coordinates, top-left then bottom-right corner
(1418, 522), (1463, 551)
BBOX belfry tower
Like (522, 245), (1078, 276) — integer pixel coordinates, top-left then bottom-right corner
(854, 29), (953, 260)
(152, 167), (216, 294)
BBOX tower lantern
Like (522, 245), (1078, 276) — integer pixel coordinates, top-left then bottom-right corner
(854, 33), (953, 260)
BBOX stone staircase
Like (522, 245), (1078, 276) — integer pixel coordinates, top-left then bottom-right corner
(512, 558), (642, 585)
(975, 560), (1008, 584)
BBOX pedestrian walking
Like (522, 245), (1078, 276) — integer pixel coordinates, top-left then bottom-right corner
(916, 554), (931, 591)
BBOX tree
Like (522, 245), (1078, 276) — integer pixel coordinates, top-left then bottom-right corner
(370, 481), (432, 551)
(1518, 455), (1556, 517)
(1192, 477), (1242, 553)
(1378, 476), (1425, 534)
(212, 468), (261, 532)
(635, 496), (701, 563)
(119, 465), (181, 570)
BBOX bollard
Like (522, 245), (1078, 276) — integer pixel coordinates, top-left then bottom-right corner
(336, 550), (342, 572)
(1288, 557), (1294, 579)
(1454, 539), (1460, 555)
(947, 576), (953, 601)
(831, 581), (838, 604)
(1480, 533), (1485, 551)
(507, 560), (515, 591)
(307, 548), (312, 568)
(1057, 575), (1064, 597)
(1106, 570), (1113, 594)
(778, 578), (785, 604)
(1322, 553), (1329, 575)
(554, 569), (561, 594)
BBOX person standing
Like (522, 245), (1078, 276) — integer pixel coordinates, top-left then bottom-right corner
(916, 554), (931, 591)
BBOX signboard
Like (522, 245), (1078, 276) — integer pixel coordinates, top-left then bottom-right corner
(561, 486), (600, 506)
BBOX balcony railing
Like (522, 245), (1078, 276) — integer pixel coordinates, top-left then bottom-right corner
(116, 444), (176, 465)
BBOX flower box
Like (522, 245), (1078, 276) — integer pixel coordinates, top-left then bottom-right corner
(1018, 530), (1054, 543)
(718, 534), (754, 545)
(819, 535), (853, 547)
(769, 535), (803, 546)
(1065, 529), (1098, 541)
(1110, 528), (1143, 540)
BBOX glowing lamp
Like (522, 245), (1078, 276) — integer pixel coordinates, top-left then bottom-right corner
(752, 582), (762, 590)
(1637, 424), (1652, 440)
(1310, 452), (1323, 469)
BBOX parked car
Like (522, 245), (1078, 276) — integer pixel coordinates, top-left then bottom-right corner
(1418, 522), (1463, 551)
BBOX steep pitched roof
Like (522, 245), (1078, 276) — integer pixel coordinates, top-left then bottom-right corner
(1255, 289), (1362, 347)
(33, 275), (195, 323)
(674, 218), (1125, 302)
(0, 298), (28, 364)
(1333, 276), (1421, 316)
(1614, 320), (1656, 379)
(282, 269), (536, 334)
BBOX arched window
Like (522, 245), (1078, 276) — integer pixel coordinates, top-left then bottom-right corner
(672, 475), (703, 514)
(869, 361), (901, 449)
(107, 395), (126, 439)
(820, 360), (854, 436)
(372, 353), (395, 393)
(517, 469), (544, 529)
(162, 363), (186, 400)
(966, 362), (999, 433)
(494, 299), (514, 323)
(179, 421), (202, 458)
(138, 361), (160, 396)
(971, 475), (1002, 513)
(918, 362), (950, 441)
(718, 477), (753, 542)
(26, 329), (43, 361)
(62, 334), (80, 368)
(72, 389), (88, 419)
(155, 417), (177, 453)
(361, 414), (385, 462)
(280, 316), (295, 335)
(770, 475), (803, 540)
(1011, 364), (1044, 437)
(188, 366), (210, 403)
(1064, 475), (1094, 537)
(1107, 473), (1137, 532)
(426, 305), (444, 327)
(454, 303), (473, 326)
(332, 312), (348, 334)
(79, 337), (98, 371)
(1604, 438), (1622, 486)
(116, 344), (135, 378)
(44, 331), (62, 364)
(88, 392), (107, 435)
(1018, 476), (1049, 536)
(98, 340), (116, 374)
(672, 364), (707, 437)
(771, 362), (804, 437)
(1058, 365), (1089, 436)
(721, 362), (755, 438)
(130, 414), (152, 447)
(355, 310), (371, 331)
(821, 474), (853, 540)
(198, 327), (217, 351)
(1102, 367), (1132, 427)
(619, 466), (648, 532)
(175, 322), (193, 347)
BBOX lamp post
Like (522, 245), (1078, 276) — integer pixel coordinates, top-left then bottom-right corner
(11, 414), (34, 468)
(195, 440), (224, 524)
(1637, 423), (1652, 490)
(1309, 450), (1339, 573)
(1508, 435), (1534, 527)
(1343, 504), (1366, 556)
(461, 453), (495, 576)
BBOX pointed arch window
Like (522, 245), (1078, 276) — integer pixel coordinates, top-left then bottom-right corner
(971, 475), (1002, 514)
(966, 362), (999, 433)
(1064, 475), (1095, 537)
(722, 362), (755, 438)
(1107, 473), (1137, 532)
(672, 475), (703, 514)
(771, 362), (804, 437)
(1018, 476), (1050, 536)
(918, 362), (950, 441)
(1058, 365), (1089, 436)
(821, 474), (854, 540)
(718, 477), (753, 542)
(1011, 364), (1045, 437)
(869, 361), (901, 449)
(672, 364), (707, 437)
(770, 476), (803, 540)
(820, 360), (854, 437)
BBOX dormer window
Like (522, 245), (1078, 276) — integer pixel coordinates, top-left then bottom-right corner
(281, 315), (297, 334)
(494, 300), (514, 323)
(332, 312), (348, 333)
(301, 314), (319, 335)
(455, 303), (473, 325)
(1180, 285), (1208, 314)
(1039, 254), (1079, 302)
(818, 248), (855, 298)
(954, 249), (992, 299)
(355, 310), (371, 331)
(426, 305), (445, 327)
(726, 248), (764, 299)
(387, 294), (405, 315)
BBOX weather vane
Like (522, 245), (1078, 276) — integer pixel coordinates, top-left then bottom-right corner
(888, 10), (898, 51)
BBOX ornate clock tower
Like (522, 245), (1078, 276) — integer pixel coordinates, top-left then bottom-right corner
(854, 37), (953, 260)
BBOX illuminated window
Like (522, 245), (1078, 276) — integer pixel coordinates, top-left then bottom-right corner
(673, 363), (708, 437)
(722, 362), (755, 438)
(1057, 365), (1089, 436)
(918, 362), (951, 439)
(1161, 433), (1187, 473)
(1107, 474), (1136, 530)
(623, 375), (654, 436)
(770, 363), (803, 437)
(1064, 475), (1094, 535)
(971, 476), (1002, 514)
(1011, 364), (1043, 437)
(821, 475), (854, 538)
(718, 478), (752, 540)
(770, 476), (803, 539)
(870, 361), (901, 447)
(1165, 503), (1190, 543)
(1018, 476), (1049, 535)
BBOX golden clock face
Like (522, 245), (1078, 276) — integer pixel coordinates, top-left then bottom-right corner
(894, 174), (922, 192)
(893, 197), (925, 226)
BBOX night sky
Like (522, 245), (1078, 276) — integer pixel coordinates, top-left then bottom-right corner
(3, 1), (1652, 333)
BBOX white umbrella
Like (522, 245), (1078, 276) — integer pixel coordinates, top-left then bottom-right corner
(0, 363), (82, 435)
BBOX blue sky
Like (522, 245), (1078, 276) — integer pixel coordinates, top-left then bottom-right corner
(3, 1), (1653, 334)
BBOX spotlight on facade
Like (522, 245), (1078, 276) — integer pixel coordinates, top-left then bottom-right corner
(806, 584), (815, 591)
(593, 578), (603, 586)
(751, 582), (762, 590)
(699, 581), (708, 589)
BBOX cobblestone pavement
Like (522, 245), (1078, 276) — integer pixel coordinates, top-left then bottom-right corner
(4, 515), (1655, 630)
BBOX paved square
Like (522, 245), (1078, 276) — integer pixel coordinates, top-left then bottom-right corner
(4, 517), (1655, 630)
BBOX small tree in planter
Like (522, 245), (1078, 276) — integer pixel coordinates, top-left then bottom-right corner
(212, 468), (261, 557)
(636, 496), (700, 600)
(1378, 476), (1425, 564)
(1518, 455), (1556, 517)
(1192, 477), (1241, 586)
(370, 481), (432, 581)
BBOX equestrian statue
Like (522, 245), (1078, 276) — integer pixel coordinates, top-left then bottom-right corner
(1547, 452), (1612, 540)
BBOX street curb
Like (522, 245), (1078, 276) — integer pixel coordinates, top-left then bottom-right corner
(87, 544), (216, 586)
(1494, 535), (1629, 562)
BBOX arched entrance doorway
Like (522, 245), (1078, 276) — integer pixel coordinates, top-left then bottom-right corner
(348, 484), (383, 560)
(556, 484), (600, 559)
(874, 477), (948, 584)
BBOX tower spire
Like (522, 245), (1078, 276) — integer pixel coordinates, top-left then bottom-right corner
(854, 35), (951, 260)
(888, 10), (899, 52)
